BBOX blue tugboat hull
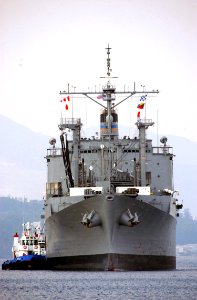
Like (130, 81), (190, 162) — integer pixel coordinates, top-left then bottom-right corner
(2, 254), (47, 270)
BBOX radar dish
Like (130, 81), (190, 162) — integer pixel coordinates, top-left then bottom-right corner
(49, 138), (56, 146)
(160, 136), (168, 144)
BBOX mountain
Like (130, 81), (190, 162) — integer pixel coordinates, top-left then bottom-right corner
(165, 134), (197, 219)
(0, 115), (49, 200)
(177, 209), (197, 245)
(0, 114), (197, 216)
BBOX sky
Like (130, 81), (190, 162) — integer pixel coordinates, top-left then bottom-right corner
(1, 0), (197, 141)
(0, 0), (197, 214)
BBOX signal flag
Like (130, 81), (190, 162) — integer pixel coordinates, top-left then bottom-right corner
(60, 96), (71, 110)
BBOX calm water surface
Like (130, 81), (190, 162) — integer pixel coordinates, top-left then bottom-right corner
(0, 256), (197, 300)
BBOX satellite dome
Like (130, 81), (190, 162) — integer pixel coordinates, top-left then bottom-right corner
(49, 138), (56, 146)
(160, 136), (168, 144)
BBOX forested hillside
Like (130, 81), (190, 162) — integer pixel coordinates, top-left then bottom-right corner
(0, 197), (43, 258)
(176, 209), (197, 245)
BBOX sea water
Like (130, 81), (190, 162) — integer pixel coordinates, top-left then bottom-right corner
(0, 256), (197, 300)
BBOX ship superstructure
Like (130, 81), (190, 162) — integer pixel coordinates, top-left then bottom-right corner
(12, 222), (46, 257)
(44, 46), (182, 270)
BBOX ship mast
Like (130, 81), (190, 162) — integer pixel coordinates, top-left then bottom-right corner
(59, 46), (159, 189)
(101, 44), (117, 140)
(101, 45), (117, 192)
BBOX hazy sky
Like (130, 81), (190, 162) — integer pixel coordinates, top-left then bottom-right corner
(1, 0), (197, 216)
(1, 0), (197, 141)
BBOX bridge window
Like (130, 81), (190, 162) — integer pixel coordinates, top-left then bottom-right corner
(46, 182), (63, 197)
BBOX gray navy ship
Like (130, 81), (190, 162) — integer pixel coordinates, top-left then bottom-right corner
(44, 46), (183, 270)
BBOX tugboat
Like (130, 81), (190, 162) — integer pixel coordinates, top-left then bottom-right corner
(44, 45), (183, 270)
(2, 222), (47, 270)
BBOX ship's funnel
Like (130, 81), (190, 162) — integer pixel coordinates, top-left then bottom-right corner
(100, 108), (118, 138)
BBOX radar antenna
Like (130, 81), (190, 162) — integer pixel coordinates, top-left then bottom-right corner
(100, 44), (118, 80)
(106, 44), (111, 77)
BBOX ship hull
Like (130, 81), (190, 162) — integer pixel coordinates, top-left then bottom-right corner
(47, 253), (175, 271)
(2, 255), (47, 270)
(46, 194), (176, 270)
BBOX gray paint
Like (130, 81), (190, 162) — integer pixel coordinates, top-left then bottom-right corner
(44, 47), (181, 270)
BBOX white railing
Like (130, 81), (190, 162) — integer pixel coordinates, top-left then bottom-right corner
(47, 148), (62, 156)
(60, 117), (81, 125)
(152, 147), (173, 154)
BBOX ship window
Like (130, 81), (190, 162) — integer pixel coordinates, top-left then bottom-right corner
(27, 240), (33, 246)
(46, 182), (63, 196)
